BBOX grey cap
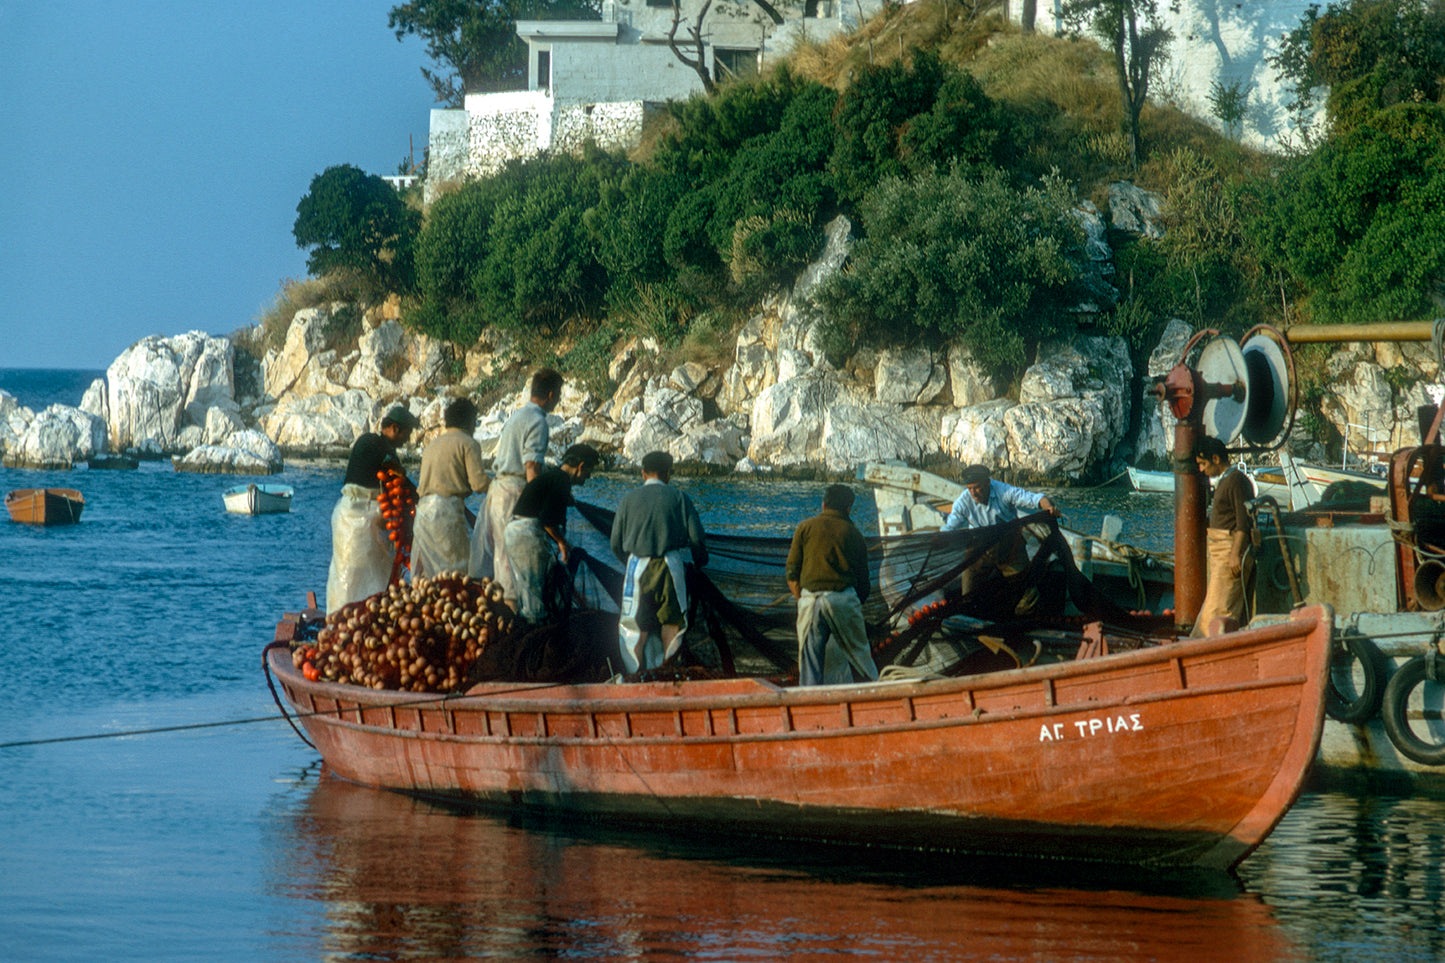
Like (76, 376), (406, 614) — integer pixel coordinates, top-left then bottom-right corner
(382, 404), (421, 430)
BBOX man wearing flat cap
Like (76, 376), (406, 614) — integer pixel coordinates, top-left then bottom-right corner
(326, 404), (420, 613)
(942, 464), (1060, 608)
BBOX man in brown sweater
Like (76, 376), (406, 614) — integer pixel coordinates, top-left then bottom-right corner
(786, 484), (878, 686)
(412, 398), (490, 579)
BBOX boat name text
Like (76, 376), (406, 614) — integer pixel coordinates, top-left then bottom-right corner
(1038, 713), (1142, 742)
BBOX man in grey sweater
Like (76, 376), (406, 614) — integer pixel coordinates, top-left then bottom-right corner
(610, 451), (708, 674)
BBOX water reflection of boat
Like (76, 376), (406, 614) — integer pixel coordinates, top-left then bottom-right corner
(280, 772), (1303, 963)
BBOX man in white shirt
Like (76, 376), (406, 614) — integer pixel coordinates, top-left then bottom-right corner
(942, 464), (1060, 606)
(476, 368), (562, 592)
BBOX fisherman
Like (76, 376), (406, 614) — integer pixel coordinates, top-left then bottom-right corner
(941, 464), (1061, 610)
(504, 443), (600, 623)
(610, 451), (708, 674)
(786, 484), (878, 686)
(411, 397), (489, 579)
(326, 404), (420, 614)
(478, 368), (563, 589)
(1191, 435), (1255, 636)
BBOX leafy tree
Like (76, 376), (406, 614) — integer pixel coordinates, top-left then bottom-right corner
(1243, 103), (1445, 324)
(816, 168), (1086, 373)
(293, 164), (419, 294)
(409, 150), (626, 342)
(1271, 0), (1445, 134)
(389, 0), (599, 104)
(1060, 0), (1174, 169)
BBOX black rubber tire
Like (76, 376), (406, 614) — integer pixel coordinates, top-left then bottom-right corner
(1380, 655), (1445, 766)
(1324, 635), (1385, 725)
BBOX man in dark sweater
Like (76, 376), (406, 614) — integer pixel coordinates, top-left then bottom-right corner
(504, 444), (599, 622)
(786, 484), (878, 686)
(610, 451), (708, 674)
(1190, 435), (1256, 636)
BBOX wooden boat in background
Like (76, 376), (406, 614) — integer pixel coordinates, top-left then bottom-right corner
(1126, 466), (1173, 493)
(5, 488), (85, 525)
(266, 600), (1333, 870)
(223, 482), (293, 515)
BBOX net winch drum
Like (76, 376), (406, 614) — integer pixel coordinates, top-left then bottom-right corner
(1196, 334), (1293, 447)
(1413, 560), (1445, 611)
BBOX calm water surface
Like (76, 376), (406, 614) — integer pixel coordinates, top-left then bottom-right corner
(1, 372), (1441, 962)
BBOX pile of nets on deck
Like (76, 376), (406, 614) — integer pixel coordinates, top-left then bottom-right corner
(474, 499), (1171, 686)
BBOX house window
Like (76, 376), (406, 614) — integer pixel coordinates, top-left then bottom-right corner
(537, 50), (551, 91)
(646, 0), (671, 7)
(713, 48), (758, 82)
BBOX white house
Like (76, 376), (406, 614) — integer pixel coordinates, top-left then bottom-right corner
(425, 0), (877, 200)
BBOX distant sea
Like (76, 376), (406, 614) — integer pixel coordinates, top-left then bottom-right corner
(0, 367), (105, 410)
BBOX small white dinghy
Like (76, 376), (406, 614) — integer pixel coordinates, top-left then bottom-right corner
(223, 483), (294, 515)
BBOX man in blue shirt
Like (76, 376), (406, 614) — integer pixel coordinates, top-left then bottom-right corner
(942, 464), (1060, 609)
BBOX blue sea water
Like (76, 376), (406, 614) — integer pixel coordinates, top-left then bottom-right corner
(1, 369), (1443, 962)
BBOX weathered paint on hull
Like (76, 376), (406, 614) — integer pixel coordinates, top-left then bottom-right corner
(269, 610), (1332, 870)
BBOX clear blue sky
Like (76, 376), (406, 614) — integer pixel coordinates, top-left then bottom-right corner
(1, 1), (433, 370)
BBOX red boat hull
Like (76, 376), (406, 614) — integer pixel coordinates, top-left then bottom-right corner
(267, 607), (1333, 869)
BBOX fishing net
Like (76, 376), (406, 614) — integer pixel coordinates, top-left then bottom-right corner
(475, 500), (1169, 684)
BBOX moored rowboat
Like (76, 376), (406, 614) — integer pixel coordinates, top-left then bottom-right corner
(266, 600), (1333, 870)
(223, 483), (293, 515)
(5, 488), (85, 525)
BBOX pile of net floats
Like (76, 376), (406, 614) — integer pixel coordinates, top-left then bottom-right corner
(292, 572), (514, 693)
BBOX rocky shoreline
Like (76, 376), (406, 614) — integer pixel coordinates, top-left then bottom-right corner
(4, 201), (1439, 482)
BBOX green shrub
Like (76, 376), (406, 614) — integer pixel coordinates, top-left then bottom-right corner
(816, 168), (1085, 373)
(1244, 104), (1445, 324)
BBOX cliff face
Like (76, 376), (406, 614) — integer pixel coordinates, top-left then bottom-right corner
(5, 192), (1441, 479)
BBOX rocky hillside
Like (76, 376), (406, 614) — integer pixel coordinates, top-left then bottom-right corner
(3, 203), (1440, 480)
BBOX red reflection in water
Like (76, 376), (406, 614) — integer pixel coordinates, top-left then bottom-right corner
(271, 770), (1302, 962)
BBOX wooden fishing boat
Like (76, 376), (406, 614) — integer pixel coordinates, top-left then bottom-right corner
(266, 598), (1333, 870)
(5, 487), (85, 525)
(223, 482), (293, 515)
(1130, 464), (1295, 505)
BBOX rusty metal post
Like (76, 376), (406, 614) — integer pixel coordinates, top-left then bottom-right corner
(1154, 362), (1210, 632)
(1173, 419), (1207, 631)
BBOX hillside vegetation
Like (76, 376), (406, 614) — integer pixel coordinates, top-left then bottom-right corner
(274, 0), (1445, 400)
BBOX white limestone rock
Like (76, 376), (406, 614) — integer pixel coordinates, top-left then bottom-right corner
(172, 433), (283, 475)
(263, 306), (333, 400)
(105, 331), (235, 451)
(0, 390), (34, 458)
(875, 347), (947, 405)
(346, 320), (448, 399)
(1109, 181), (1165, 239)
(947, 344), (1001, 408)
(3, 404), (108, 469)
(259, 388), (379, 454)
(942, 399), (1014, 471)
(819, 403), (944, 473)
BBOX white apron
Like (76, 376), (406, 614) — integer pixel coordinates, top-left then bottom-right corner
(618, 548), (690, 675)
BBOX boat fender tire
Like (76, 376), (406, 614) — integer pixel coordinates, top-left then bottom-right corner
(1324, 634), (1386, 725)
(1380, 652), (1445, 766)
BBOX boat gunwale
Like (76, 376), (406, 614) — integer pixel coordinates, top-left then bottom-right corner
(268, 611), (1326, 718)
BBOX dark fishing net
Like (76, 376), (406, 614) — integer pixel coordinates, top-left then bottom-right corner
(519, 499), (1171, 682)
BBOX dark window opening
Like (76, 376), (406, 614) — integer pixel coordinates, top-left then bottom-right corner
(713, 48), (758, 82)
(537, 51), (551, 91)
